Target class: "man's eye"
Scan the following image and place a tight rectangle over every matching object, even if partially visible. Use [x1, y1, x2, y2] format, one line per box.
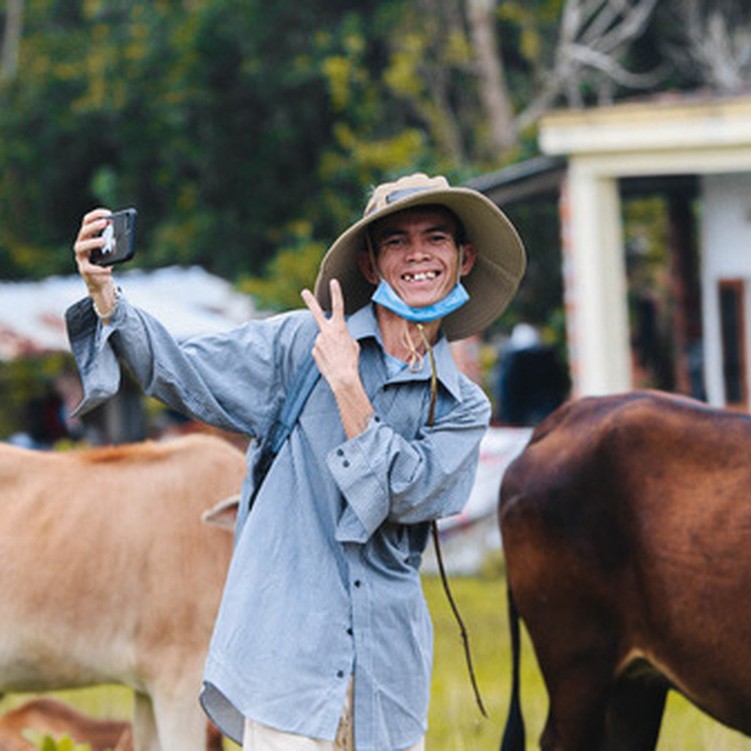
[430, 233, 450, 244]
[380, 237, 405, 250]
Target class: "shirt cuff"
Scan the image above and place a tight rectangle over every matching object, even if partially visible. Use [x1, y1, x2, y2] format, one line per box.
[330, 415, 389, 543]
[65, 296, 124, 417]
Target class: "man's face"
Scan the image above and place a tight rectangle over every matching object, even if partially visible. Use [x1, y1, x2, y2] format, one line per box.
[360, 206, 475, 310]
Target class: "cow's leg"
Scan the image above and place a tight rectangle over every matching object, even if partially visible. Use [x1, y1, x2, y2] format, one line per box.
[539, 666, 668, 751]
[150, 683, 210, 751]
[527, 609, 619, 751]
[539, 673, 611, 751]
[601, 672, 668, 751]
[132, 691, 161, 751]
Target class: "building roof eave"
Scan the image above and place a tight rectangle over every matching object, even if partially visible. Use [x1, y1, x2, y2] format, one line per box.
[466, 155, 568, 206]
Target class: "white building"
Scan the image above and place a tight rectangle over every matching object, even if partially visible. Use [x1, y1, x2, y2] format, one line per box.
[478, 93, 751, 410]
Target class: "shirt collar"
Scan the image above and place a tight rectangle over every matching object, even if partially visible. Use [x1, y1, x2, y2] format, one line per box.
[347, 304, 464, 403]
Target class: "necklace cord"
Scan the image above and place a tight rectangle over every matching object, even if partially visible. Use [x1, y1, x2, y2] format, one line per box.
[417, 324, 488, 719]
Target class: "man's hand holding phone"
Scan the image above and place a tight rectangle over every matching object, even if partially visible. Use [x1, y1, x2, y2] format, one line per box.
[73, 207, 136, 322]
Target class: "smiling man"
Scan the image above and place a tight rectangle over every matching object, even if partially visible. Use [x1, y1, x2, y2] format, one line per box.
[67, 173, 525, 751]
[364, 205, 476, 350]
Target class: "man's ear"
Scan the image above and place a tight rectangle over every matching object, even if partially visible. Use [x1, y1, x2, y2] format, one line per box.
[459, 243, 476, 277]
[359, 250, 379, 284]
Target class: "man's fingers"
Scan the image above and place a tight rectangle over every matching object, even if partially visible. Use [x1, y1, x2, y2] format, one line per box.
[329, 279, 345, 321]
[82, 207, 112, 226]
[302, 280, 347, 330]
[301, 288, 327, 328]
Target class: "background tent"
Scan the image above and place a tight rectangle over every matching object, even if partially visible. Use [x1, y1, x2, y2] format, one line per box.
[0, 266, 256, 361]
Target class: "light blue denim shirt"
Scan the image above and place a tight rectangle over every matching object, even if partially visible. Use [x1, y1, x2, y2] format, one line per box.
[65, 295, 490, 751]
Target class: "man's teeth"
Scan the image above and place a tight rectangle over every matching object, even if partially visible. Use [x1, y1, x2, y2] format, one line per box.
[403, 271, 437, 281]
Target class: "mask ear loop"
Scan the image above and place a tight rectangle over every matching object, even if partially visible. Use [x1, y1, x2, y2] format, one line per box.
[365, 229, 382, 283]
[456, 244, 465, 287]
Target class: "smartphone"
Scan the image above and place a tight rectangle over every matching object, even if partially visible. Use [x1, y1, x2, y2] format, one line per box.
[90, 208, 137, 266]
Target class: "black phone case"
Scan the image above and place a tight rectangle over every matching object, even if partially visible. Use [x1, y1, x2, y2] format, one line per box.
[91, 208, 137, 266]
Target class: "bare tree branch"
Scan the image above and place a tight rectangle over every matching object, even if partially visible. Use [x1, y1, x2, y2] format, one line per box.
[403, 0, 664, 160]
[465, 0, 518, 154]
[669, 0, 751, 93]
[567, 43, 666, 87]
[586, 0, 659, 53]
[1, 0, 24, 83]
[519, 0, 661, 124]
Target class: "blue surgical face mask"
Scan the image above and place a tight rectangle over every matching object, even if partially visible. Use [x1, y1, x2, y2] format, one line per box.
[371, 278, 469, 323]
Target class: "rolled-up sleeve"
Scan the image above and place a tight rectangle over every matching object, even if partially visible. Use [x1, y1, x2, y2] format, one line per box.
[331, 382, 490, 543]
[66, 295, 312, 438]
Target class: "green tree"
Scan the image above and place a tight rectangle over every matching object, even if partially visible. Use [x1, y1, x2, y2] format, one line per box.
[0, 1, 399, 280]
[1, 0, 747, 309]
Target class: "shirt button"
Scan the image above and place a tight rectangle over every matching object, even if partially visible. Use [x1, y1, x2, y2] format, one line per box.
[337, 448, 344, 456]
[342, 460, 350, 468]
[346, 627, 353, 636]
[337, 670, 345, 678]
[353, 579, 362, 588]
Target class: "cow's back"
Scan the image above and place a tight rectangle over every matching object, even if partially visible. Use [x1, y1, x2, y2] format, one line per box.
[499, 390, 751, 737]
[0, 434, 246, 692]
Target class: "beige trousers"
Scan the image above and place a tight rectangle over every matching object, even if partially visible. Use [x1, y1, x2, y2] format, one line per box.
[242, 679, 425, 751]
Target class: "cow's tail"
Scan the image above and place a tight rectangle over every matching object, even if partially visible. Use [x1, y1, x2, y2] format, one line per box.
[500, 582, 526, 751]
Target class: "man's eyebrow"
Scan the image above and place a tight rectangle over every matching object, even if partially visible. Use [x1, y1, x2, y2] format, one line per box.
[376, 222, 453, 239]
[423, 223, 453, 234]
[375, 226, 407, 239]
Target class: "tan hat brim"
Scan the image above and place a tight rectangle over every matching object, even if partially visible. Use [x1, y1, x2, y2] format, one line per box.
[314, 187, 526, 341]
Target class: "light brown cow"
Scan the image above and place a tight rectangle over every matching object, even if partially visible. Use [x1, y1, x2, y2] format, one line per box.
[0, 434, 246, 751]
[499, 391, 751, 750]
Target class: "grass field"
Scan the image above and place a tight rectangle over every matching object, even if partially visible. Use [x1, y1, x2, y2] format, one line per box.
[424, 562, 751, 750]
[1, 562, 749, 750]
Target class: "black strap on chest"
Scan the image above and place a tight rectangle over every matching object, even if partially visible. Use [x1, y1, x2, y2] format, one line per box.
[249, 353, 320, 508]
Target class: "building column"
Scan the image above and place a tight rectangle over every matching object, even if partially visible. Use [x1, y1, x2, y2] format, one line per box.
[563, 163, 632, 395]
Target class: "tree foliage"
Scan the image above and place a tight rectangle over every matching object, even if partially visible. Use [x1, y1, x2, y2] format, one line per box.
[0, 0, 403, 281]
[0, 0, 746, 305]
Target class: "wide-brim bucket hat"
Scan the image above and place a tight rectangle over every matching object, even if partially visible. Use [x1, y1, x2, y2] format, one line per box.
[314, 173, 526, 341]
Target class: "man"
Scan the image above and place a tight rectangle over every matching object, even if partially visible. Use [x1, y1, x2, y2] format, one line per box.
[67, 173, 525, 751]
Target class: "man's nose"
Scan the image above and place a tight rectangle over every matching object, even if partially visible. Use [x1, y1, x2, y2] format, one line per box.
[404, 237, 431, 259]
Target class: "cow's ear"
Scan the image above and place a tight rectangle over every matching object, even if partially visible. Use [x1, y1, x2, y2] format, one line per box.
[202, 495, 239, 531]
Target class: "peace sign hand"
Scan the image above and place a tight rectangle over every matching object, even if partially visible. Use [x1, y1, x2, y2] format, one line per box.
[301, 279, 361, 391]
[301, 280, 373, 437]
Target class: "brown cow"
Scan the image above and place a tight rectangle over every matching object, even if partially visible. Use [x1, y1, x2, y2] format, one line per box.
[0, 434, 245, 751]
[498, 391, 751, 751]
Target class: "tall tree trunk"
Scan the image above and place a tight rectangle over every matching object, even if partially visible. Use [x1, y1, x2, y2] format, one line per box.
[465, 0, 518, 157]
[1, 0, 24, 82]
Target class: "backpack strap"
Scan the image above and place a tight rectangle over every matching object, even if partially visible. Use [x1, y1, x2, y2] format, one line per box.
[268, 353, 321, 455]
[250, 352, 320, 506]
